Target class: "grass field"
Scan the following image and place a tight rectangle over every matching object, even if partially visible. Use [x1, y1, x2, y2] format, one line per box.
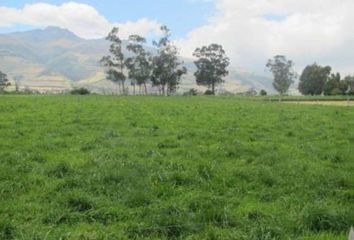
[284, 101, 354, 107]
[0, 96, 353, 239]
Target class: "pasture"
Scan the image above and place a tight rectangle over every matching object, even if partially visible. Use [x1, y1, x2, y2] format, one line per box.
[0, 96, 353, 239]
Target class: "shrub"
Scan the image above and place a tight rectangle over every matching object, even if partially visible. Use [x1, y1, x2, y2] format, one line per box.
[260, 89, 267, 96]
[70, 88, 90, 95]
[183, 88, 198, 96]
[204, 90, 215, 95]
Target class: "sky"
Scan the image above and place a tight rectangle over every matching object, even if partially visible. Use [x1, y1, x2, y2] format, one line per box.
[1, 0, 354, 74]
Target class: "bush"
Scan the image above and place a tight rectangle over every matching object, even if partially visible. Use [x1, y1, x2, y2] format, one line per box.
[245, 88, 258, 96]
[70, 88, 90, 95]
[260, 89, 267, 96]
[183, 88, 198, 96]
[204, 90, 215, 95]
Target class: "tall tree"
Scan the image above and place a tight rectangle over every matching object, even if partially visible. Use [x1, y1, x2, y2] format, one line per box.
[266, 55, 296, 95]
[298, 63, 331, 95]
[324, 72, 348, 95]
[100, 27, 126, 94]
[0, 71, 10, 92]
[125, 35, 152, 95]
[151, 26, 186, 95]
[193, 44, 229, 95]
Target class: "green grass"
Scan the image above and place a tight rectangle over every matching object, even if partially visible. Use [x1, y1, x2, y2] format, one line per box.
[0, 96, 353, 239]
[260, 95, 354, 102]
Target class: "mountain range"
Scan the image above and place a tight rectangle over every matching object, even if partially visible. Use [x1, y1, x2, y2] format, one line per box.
[0, 26, 273, 94]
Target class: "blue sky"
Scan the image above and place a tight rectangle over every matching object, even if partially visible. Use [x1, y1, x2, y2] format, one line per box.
[0, 0, 215, 38]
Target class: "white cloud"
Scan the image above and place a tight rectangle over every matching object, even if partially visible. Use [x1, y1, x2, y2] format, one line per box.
[0, 2, 161, 39]
[177, 0, 354, 73]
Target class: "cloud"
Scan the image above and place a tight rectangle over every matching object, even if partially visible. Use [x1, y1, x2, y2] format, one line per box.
[177, 0, 354, 73]
[0, 2, 161, 39]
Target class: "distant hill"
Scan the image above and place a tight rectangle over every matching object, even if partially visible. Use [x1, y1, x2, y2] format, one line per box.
[0, 26, 273, 93]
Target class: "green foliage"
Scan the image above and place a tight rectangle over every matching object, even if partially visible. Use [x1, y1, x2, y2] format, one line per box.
[183, 88, 199, 96]
[193, 44, 230, 94]
[299, 63, 331, 95]
[303, 207, 353, 233]
[151, 26, 187, 95]
[260, 89, 267, 96]
[344, 75, 354, 95]
[125, 35, 152, 95]
[100, 27, 127, 94]
[0, 70, 11, 92]
[324, 73, 348, 96]
[204, 89, 215, 95]
[70, 88, 90, 95]
[0, 221, 15, 240]
[266, 55, 296, 95]
[0, 96, 353, 239]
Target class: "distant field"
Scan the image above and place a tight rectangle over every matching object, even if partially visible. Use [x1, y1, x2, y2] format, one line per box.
[263, 95, 354, 102]
[0, 96, 353, 239]
[284, 101, 354, 107]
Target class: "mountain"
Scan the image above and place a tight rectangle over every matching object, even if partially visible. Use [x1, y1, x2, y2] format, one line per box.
[0, 26, 272, 93]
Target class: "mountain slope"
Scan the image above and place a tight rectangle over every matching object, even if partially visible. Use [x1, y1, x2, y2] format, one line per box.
[0, 27, 272, 93]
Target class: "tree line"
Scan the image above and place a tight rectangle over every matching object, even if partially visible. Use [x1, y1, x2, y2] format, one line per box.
[100, 25, 229, 96]
[266, 55, 354, 96]
[1, 25, 353, 97]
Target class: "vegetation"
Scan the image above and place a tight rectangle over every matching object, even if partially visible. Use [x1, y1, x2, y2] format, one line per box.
[70, 88, 91, 95]
[151, 26, 187, 95]
[100, 27, 127, 95]
[183, 88, 198, 96]
[266, 55, 296, 95]
[193, 44, 230, 95]
[260, 89, 267, 96]
[298, 64, 354, 96]
[344, 75, 354, 95]
[0, 95, 353, 239]
[0, 70, 11, 92]
[323, 73, 348, 96]
[298, 64, 331, 96]
[100, 26, 187, 96]
[125, 35, 152, 95]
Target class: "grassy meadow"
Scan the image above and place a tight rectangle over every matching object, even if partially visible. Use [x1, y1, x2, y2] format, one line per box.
[0, 96, 353, 239]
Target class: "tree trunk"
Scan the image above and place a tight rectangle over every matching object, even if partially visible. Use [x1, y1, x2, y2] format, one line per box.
[122, 81, 125, 95]
[144, 83, 148, 95]
[212, 82, 215, 95]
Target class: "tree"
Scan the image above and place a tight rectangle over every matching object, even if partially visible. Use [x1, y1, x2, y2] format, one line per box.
[266, 55, 296, 95]
[151, 26, 186, 95]
[324, 72, 348, 95]
[260, 89, 267, 96]
[298, 63, 331, 95]
[100, 27, 126, 94]
[0, 71, 10, 92]
[193, 44, 230, 95]
[125, 35, 152, 95]
[344, 75, 354, 95]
